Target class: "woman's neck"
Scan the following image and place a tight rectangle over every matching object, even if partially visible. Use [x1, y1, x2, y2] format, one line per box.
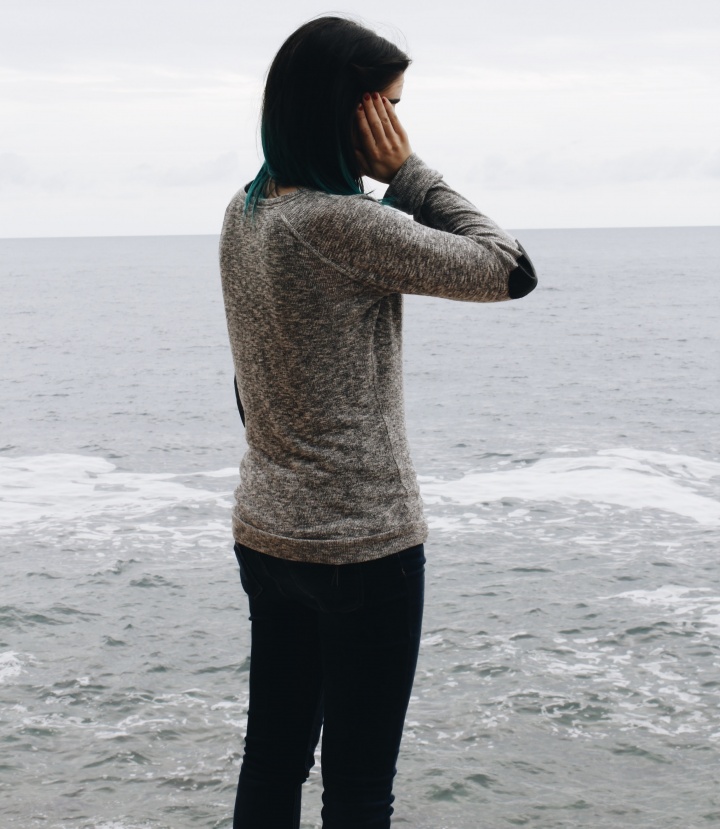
[265, 179, 299, 197]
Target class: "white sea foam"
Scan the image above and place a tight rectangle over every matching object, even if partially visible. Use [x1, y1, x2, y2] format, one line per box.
[84, 823, 154, 829]
[0, 454, 234, 529]
[598, 448, 720, 481]
[0, 651, 24, 683]
[2, 450, 718, 543]
[188, 467, 239, 478]
[419, 448, 720, 525]
[600, 585, 720, 636]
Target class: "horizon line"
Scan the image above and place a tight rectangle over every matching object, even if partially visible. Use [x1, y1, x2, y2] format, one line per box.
[2, 224, 719, 242]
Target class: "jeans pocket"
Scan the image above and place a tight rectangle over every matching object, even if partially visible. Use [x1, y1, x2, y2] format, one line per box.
[396, 543, 426, 579]
[234, 543, 264, 599]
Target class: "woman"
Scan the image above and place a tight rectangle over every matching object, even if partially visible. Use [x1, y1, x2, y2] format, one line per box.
[219, 15, 537, 829]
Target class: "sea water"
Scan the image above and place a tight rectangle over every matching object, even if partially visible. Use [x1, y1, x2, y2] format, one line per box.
[1, 227, 719, 828]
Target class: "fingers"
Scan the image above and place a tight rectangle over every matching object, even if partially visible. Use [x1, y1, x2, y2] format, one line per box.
[360, 93, 395, 147]
[382, 97, 407, 142]
[355, 103, 375, 149]
[354, 91, 412, 183]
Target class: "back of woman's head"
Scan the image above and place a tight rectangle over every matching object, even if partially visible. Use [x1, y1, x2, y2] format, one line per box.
[245, 16, 410, 213]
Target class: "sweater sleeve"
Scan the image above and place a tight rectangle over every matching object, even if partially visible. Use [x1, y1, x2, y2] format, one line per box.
[283, 153, 537, 303]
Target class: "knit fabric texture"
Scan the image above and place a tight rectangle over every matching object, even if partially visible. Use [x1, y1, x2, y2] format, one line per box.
[219, 153, 529, 563]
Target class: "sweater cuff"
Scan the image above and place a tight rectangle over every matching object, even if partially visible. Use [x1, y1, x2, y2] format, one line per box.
[384, 153, 444, 216]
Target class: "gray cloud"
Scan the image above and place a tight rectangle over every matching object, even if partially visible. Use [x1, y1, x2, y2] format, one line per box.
[2, 0, 718, 234]
[701, 149, 720, 178]
[127, 152, 240, 187]
[2, 0, 718, 73]
[0, 153, 69, 192]
[0, 152, 31, 188]
[477, 147, 716, 190]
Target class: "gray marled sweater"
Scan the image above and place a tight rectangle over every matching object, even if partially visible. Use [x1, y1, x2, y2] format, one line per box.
[219, 153, 536, 564]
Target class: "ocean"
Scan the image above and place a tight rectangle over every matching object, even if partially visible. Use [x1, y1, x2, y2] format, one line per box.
[1, 226, 719, 828]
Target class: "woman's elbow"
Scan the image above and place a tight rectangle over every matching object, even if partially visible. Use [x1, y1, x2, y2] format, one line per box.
[507, 240, 538, 299]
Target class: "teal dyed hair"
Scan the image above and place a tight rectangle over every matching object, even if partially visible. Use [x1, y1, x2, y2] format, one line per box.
[244, 16, 410, 216]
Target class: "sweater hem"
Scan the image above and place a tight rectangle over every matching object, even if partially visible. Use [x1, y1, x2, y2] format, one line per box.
[231, 514, 429, 564]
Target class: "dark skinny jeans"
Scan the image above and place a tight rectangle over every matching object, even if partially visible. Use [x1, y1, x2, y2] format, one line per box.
[232, 541, 426, 829]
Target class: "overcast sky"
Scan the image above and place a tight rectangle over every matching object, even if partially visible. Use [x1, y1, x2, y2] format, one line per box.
[1, 0, 718, 237]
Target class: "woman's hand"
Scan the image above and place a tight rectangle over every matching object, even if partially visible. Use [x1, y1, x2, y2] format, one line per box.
[354, 92, 412, 184]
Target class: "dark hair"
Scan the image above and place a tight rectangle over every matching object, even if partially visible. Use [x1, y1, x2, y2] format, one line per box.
[244, 16, 411, 214]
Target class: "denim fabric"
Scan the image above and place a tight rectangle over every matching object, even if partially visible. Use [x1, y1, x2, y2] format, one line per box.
[232, 541, 426, 829]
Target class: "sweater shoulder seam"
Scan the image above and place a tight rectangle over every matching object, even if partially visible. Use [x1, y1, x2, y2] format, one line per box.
[278, 211, 384, 292]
